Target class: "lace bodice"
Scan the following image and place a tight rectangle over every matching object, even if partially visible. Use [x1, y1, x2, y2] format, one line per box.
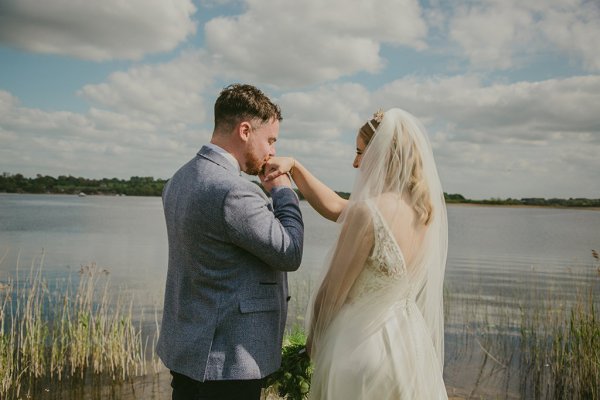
[346, 201, 408, 302]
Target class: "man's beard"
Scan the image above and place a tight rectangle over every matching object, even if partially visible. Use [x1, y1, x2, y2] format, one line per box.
[244, 150, 266, 176]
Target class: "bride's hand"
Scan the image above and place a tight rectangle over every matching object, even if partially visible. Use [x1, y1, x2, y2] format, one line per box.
[264, 157, 295, 181]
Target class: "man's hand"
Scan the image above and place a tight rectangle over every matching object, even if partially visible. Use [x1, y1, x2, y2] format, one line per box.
[260, 171, 291, 192]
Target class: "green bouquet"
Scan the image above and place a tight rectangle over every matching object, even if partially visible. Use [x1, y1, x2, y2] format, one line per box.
[266, 330, 313, 399]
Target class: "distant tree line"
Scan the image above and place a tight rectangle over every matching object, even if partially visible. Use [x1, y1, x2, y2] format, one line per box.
[443, 193, 600, 207]
[0, 173, 166, 196]
[1, 173, 598, 207]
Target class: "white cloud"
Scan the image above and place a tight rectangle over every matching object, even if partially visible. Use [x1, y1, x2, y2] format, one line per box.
[374, 74, 600, 142]
[278, 83, 371, 141]
[79, 50, 215, 126]
[199, 0, 241, 6]
[539, 1, 600, 71]
[447, 0, 600, 71]
[0, 0, 197, 61]
[449, 1, 533, 69]
[204, 0, 427, 87]
[370, 73, 600, 198]
[0, 89, 199, 179]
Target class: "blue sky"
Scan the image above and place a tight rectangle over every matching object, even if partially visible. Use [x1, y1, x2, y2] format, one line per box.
[1, 0, 599, 199]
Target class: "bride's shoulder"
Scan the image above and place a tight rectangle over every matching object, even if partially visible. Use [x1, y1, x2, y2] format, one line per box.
[346, 196, 395, 220]
[344, 200, 374, 222]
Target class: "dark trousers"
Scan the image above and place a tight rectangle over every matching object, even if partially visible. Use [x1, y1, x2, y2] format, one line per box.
[170, 371, 264, 400]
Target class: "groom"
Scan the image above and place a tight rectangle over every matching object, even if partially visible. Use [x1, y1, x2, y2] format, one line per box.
[157, 84, 304, 400]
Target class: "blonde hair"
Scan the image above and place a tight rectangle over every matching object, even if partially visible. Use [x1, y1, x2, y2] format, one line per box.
[358, 118, 379, 145]
[360, 118, 433, 226]
[406, 139, 433, 226]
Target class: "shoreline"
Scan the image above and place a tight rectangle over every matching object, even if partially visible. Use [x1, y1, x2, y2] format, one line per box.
[2, 192, 599, 211]
[446, 202, 600, 211]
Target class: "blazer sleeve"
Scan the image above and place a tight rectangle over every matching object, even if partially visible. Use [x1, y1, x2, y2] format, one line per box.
[223, 185, 304, 271]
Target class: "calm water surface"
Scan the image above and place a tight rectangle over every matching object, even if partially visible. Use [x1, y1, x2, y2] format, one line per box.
[1, 194, 597, 300]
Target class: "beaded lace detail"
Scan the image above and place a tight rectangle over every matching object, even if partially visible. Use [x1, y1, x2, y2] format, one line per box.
[347, 200, 407, 302]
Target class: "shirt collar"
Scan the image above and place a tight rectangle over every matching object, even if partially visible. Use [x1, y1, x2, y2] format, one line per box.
[205, 143, 241, 173]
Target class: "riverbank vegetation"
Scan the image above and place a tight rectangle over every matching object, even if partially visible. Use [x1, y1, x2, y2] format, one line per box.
[1, 173, 598, 207]
[444, 193, 600, 207]
[0, 173, 166, 196]
[443, 250, 600, 399]
[0, 257, 160, 400]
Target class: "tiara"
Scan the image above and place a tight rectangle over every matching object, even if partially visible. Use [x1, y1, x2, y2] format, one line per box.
[367, 109, 384, 132]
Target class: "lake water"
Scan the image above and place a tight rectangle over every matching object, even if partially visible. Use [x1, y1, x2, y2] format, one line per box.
[1, 194, 597, 304]
[1, 193, 599, 398]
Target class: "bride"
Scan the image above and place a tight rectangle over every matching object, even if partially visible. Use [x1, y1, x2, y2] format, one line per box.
[263, 108, 448, 399]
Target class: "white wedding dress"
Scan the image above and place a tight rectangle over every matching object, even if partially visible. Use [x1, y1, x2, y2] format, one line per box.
[309, 200, 448, 399]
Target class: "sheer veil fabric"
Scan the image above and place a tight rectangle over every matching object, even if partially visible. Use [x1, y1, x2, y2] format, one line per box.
[306, 108, 448, 399]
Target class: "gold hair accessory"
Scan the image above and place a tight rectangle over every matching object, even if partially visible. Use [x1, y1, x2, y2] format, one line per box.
[367, 109, 385, 132]
[373, 109, 384, 123]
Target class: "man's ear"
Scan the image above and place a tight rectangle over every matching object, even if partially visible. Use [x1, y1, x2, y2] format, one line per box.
[238, 121, 252, 143]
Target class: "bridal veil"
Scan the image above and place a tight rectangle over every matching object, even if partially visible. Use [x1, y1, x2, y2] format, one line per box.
[306, 108, 448, 397]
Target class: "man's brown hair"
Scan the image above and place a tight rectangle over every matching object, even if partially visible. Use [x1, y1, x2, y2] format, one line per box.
[214, 84, 282, 133]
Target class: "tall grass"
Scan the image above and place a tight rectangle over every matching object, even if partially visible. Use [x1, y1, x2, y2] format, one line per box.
[0, 255, 160, 399]
[516, 289, 599, 399]
[444, 250, 600, 399]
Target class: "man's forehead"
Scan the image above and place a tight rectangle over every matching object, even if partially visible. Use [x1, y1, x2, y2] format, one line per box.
[264, 119, 279, 135]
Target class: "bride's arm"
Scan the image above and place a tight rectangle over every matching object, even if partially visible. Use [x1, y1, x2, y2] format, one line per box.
[264, 157, 347, 222]
[307, 202, 374, 355]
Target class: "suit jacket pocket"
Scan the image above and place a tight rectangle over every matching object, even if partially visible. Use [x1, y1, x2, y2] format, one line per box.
[239, 298, 280, 313]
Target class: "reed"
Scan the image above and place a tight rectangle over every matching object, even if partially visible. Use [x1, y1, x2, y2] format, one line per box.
[444, 250, 600, 399]
[0, 256, 158, 399]
[519, 289, 600, 399]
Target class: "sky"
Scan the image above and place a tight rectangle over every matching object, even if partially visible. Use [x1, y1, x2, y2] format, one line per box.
[0, 0, 599, 199]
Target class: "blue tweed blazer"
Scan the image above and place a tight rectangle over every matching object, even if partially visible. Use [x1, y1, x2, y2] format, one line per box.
[156, 146, 304, 382]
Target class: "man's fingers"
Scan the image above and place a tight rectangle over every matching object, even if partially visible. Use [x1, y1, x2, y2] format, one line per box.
[265, 170, 283, 181]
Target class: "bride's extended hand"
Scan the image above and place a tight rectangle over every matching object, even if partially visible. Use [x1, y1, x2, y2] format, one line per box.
[264, 157, 295, 181]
